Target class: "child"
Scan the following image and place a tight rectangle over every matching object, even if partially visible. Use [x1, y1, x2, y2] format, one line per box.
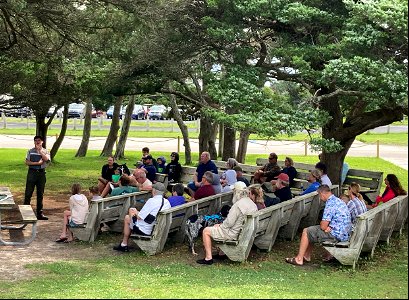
[157, 156, 166, 174]
[55, 183, 89, 243]
[89, 185, 102, 201]
[167, 183, 186, 207]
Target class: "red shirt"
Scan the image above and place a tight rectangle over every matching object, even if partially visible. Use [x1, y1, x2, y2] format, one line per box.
[193, 184, 215, 200]
[373, 187, 396, 207]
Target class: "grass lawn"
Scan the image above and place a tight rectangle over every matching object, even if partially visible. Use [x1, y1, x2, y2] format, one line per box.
[0, 149, 407, 298]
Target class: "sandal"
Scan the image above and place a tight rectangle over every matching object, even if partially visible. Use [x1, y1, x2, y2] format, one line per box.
[55, 237, 68, 243]
[285, 257, 303, 266]
[63, 239, 73, 243]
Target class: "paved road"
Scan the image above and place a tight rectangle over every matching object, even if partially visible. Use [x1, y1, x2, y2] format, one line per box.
[1, 134, 407, 170]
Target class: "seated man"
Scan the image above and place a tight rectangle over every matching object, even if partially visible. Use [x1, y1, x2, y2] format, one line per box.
[315, 162, 332, 186]
[253, 153, 281, 184]
[285, 185, 352, 266]
[140, 155, 157, 183]
[190, 171, 216, 201]
[168, 183, 187, 207]
[233, 165, 250, 187]
[113, 182, 171, 252]
[130, 169, 153, 191]
[263, 173, 293, 207]
[110, 175, 139, 196]
[196, 181, 258, 265]
[187, 151, 218, 196]
[211, 173, 222, 195]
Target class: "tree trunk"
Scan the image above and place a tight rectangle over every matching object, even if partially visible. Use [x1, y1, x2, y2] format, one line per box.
[115, 96, 134, 159]
[236, 131, 250, 163]
[198, 116, 218, 160]
[75, 99, 92, 157]
[50, 104, 68, 160]
[322, 138, 354, 185]
[100, 96, 123, 157]
[218, 123, 224, 159]
[169, 94, 192, 165]
[222, 125, 236, 161]
[35, 115, 49, 148]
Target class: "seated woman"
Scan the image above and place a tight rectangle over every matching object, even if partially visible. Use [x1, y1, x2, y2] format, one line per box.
[300, 169, 322, 196]
[368, 174, 407, 208]
[196, 181, 258, 265]
[55, 183, 89, 243]
[98, 155, 119, 194]
[108, 175, 138, 197]
[248, 184, 265, 210]
[282, 157, 297, 187]
[220, 158, 238, 192]
[344, 182, 367, 224]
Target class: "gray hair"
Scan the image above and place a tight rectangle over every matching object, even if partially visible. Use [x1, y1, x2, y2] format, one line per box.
[203, 171, 214, 183]
[226, 158, 238, 169]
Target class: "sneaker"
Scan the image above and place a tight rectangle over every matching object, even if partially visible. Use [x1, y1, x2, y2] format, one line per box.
[196, 258, 213, 265]
[113, 244, 129, 252]
[212, 254, 228, 260]
[37, 214, 48, 220]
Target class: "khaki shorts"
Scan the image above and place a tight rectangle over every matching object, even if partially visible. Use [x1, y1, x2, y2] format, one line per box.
[210, 226, 231, 241]
[307, 225, 337, 243]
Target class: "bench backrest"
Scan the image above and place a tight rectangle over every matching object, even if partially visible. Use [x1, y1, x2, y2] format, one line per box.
[256, 158, 383, 195]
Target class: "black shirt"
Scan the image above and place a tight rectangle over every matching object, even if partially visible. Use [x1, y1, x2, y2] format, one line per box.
[101, 163, 119, 181]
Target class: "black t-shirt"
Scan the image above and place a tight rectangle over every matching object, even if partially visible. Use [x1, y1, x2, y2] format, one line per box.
[165, 161, 182, 182]
[275, 186, 293, 202]
[101, 163, 119, 181]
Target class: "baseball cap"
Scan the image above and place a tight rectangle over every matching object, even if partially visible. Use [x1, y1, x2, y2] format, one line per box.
[276, 173, 289, 182]
[142, 154, 153, 160]
[152, 182, 166, 192]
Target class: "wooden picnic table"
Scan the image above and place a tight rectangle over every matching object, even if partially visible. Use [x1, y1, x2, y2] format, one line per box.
[0, 186, 38, 246]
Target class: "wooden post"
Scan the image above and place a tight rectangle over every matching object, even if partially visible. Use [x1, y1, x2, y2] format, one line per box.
[376, 140, 380, 158]
[196, 119, 200, 133]
[73, 118, 77, 130]
[171, 118, 174, 132]
[146, 117, 150, 132]
[304, 139, 308, 156]
[177, 136, 180, 153]
[26, 116, 29, 129]
[387, 125, 390, 134]
[2, 112, 6, 129]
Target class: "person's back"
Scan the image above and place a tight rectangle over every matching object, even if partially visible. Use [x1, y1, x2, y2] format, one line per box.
[211, 173, 222, 194]
[323, 193, 352, 242]
[167, 183, 186, 207]
[69, 193, 89, 224]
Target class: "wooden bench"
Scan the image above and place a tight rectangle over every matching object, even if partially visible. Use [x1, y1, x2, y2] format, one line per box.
[213, 185, 339, 261]
[69, 191, 151, 242]
[322, 195, 408, 269]
[130, 191, 234, 255]
[256, 158, 383, 200]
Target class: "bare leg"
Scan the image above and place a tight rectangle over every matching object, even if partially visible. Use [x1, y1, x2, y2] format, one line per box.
[100, 182, 112, 198]
[60, 210, 71, 239]
[202, 227, 213, 260]
[98, 180, 106, 194]
[121, 215, 131, 246]
[293, 228, 311, 265]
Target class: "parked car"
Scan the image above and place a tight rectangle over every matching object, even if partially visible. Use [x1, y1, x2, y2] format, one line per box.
[91, 106, 104, 118]
[107, 105, 125, 119]
[120, 104, 146, 120]
[147, 105, 168, 120]
[46, 106, 63, 118]
[68, 103, 86, 118]
[4, 107, 33, 118]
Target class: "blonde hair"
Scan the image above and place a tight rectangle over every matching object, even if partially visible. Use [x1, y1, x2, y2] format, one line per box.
[232, 181, 248, 203]
[248, 184, 264, 205]
[349, 182, 363, 200]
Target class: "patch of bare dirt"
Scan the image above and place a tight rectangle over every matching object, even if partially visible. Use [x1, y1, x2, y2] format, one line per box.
[0, 194, 119, 281]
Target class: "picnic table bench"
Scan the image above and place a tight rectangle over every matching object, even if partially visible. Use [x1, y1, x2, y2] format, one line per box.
[322, 194, 408, 269]
[0, 187, 38, 246]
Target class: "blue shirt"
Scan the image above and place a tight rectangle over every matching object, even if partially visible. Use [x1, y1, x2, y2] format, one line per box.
[301, 181, 321, 195]
[341, 162, 349, 185]
[168, 195, 186, 207]
[323, 195, 352, 242]
[347, 197, 367, 224]
[142, 165, 157, 183]
[196, 160, 218, 182]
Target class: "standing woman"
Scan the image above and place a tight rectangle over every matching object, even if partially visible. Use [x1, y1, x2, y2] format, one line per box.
[98, 155, 119, 194]
[370, 174, 407, 208]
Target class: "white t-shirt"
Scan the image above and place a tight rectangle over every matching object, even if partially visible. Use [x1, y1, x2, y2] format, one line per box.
[321, 174, 332, 186]
[69, 194, 89, 224]
[135, 195, 171, 235]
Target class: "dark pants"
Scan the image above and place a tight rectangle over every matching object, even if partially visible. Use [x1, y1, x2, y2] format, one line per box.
[24, 169, 46, 215]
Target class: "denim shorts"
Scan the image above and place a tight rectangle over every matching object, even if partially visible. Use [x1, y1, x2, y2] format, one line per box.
[69, 219, 80, 228]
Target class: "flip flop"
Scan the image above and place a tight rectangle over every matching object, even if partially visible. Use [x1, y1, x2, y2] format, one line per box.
[285, 257, 303, 266]
[63, 239, 73, 243]
[55, 237, 68, 243]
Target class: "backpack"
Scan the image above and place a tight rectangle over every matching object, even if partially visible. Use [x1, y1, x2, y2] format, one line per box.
[118, 163, 131, 176]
